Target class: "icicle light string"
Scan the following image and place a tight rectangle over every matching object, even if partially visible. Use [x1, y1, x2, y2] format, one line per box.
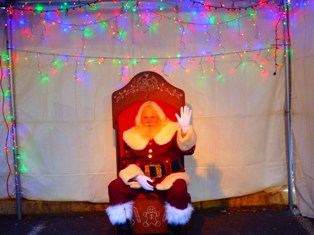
[34, 8, 256, 28]
[161, 59, 170, 77]
[4, 1, 101, 15]
[253, 19, 260, 40]
[17, 7, 272, 59]
[199, 56, 205, 79]
[11, 46, 276, 62]
[1, 0, 307, 23]
[234, 53, 244, 70]
[49, 54, 56, 75]
[36, 53, 44, 80]
[11, 0, 275, 32]
[10, 3, 279, 55]
[273, 8, 285, 75]
[12, 46, 280, 82]
[73, 29, 87, 80]
[189, 0, 279, 12]
[5, 3, 283, 78]
[36, 15, 118, 33]
[1, 0, 280, 15]
[28, 8, 272, 54]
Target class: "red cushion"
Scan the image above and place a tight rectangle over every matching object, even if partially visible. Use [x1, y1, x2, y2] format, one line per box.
[132, 196, 167, 234]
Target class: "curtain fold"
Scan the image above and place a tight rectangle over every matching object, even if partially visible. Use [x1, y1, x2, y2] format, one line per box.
[291, 2, 314, 218]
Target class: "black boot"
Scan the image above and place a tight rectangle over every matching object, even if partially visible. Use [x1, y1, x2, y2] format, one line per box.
[168, 224, 183, 235]
[116, 220, 132, 235]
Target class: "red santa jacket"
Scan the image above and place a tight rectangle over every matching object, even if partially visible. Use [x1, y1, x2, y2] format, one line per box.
[119, 121, 197, 190]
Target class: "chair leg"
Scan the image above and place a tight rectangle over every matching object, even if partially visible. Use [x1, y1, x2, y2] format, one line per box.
[116, 220, 132, 235]
[167, 224, 184, 235]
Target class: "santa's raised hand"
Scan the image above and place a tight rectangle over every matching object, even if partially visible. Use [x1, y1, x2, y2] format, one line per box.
[175, 106, 192, 134]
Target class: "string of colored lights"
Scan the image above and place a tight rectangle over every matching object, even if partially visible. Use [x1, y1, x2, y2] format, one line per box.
[26, 7, 264, 55]
[12, 46, 278, 82]
[1, 2, 285, 87]
[2, 0, 282, 15]
[12, 46, 276, 61]
[0, 0, 310, 19]
[5, 3, 283, 81]
[15, 4, 266, 28]
[9, 6, 275, 61]
[0, 56, 14, 199]
[8, 3, 278, 78]
[1, 13, 23, 207]
[273, 9, 285, 75]
[188, 0, 280, 13]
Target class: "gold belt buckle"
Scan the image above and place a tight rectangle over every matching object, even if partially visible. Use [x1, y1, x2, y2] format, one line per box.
[144, 164, 162, 178]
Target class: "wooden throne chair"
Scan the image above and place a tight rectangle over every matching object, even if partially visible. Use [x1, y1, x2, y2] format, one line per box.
[112, 71, 185, 234]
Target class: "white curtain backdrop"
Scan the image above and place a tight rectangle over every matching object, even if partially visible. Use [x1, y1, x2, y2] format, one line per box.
[0, 2, 289, 203]
[291, 2, 314, 218]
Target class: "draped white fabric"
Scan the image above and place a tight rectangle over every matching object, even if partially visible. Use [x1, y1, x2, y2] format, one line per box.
[291, 3, 314, 218]
[0, 3, 289, 203]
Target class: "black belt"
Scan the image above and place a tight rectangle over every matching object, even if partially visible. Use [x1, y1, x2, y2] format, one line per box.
[171, 158, 183, 172]
[141, 158, 183, 179]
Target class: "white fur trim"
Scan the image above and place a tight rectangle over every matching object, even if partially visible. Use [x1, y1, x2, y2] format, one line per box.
[123, 121, 178, 150]
[119, 164, 144, 189]
[165, 202, 194, 225]
[155, 172, 190, 191]
[123, 127, 149, 150]
[154, 121, 178, 145]
[105, 201, 134, 225]
[177, 126, 197, 151]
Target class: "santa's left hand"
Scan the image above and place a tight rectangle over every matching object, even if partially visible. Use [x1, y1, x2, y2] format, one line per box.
[135, 175, 154, 191]
[175, 106, 192, 133]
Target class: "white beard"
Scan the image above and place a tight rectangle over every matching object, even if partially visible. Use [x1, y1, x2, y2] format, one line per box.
[137, 124, 163, 140]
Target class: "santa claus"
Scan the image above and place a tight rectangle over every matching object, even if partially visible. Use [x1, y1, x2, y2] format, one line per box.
[106, 101, 197, 235]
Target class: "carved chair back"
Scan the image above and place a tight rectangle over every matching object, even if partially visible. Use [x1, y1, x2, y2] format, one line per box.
[112, 71, 185, 174]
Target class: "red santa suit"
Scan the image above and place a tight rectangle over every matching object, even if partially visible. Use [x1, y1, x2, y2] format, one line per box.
[106, 101, 197, 228]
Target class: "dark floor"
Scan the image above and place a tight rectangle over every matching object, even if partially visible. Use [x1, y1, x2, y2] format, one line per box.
[1, 207, 314, 235]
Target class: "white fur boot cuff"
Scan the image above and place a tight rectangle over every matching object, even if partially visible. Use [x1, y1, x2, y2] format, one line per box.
[165, 203, 194, 225]
[105, 201, 134, 225]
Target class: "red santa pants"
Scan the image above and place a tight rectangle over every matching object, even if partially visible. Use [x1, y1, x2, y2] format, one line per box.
[108, 178, 191, 210]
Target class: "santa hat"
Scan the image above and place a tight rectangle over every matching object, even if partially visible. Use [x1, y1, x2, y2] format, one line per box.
[135, 101, 167, 126]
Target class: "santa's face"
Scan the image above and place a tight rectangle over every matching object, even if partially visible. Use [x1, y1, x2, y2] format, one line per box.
[141, 105, 161, 127]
